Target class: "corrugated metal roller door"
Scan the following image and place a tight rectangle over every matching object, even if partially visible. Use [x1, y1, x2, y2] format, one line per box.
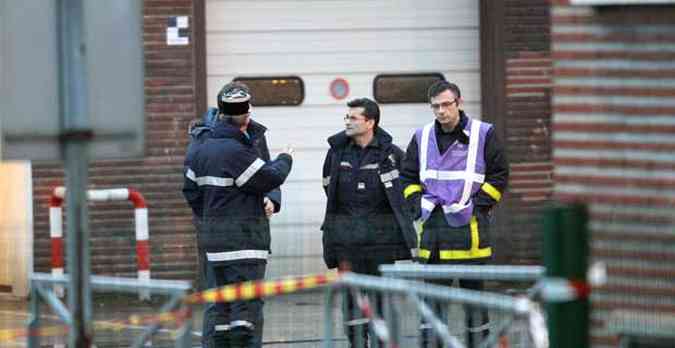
[206, 0, 481, 278]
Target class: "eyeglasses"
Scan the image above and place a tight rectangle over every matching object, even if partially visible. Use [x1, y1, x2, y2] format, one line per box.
[430, 99, 458, 111]
[344, 114, 367, 123]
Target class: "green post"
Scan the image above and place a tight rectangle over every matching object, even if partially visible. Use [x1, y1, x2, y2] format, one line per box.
[543, 203, 589, 348]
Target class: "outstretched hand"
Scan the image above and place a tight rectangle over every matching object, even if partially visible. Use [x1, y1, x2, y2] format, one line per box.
[282, 144, 295, 156]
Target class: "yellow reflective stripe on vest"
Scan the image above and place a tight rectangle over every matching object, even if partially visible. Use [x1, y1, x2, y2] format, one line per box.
[404, 184, 423, 198]
[481, 182, 502, 202]
[438, 216, 492, 260]
[419, 248, 431, 259]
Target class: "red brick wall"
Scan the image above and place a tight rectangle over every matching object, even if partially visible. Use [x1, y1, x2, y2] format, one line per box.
[32, 0, 201, 280]
[551, 2, 675, 346]
[500, 0, 554, 264]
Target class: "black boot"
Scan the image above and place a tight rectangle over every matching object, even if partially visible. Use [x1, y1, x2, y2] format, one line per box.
[348, 323, 370, 348]
[419, 326, 442, 348]
[228, 327, 254, 348]
[465, 307, 490, 348]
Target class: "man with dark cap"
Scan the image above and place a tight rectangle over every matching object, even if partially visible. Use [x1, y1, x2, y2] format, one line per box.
[321, 97, 417, 347]
[183, 81, 294, 347]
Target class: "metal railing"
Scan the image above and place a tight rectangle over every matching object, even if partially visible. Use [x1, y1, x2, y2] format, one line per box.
[323, 271, 541, 348]
[379, 264, 544, 282]
[27, 273, 194, 348]
[380, 264, 547, 348]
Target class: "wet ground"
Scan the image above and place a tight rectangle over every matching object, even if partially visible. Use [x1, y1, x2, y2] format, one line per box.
[1, 290, 357, 347]
[1, 288, 530, 347]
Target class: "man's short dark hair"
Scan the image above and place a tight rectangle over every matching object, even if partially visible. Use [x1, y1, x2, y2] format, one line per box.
[427, 80, 461, 101]
[347, 97, 380, 129]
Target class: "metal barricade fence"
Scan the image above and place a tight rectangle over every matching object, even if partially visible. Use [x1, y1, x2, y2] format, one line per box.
[323, 270, 546, 348]
[379, 265, 544, 282]
[379, 264, 547, 348]
[28, 273, 193, 348]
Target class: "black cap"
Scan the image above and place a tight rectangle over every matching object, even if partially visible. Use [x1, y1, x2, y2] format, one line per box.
[217, 84, 252, 116]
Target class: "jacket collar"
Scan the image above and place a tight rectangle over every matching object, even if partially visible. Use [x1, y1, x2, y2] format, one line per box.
[211, 114, 267, 144]
[434, 110, 468, 134]
[327, 127, 393, 150]
[434, 110, 469, 143]
[188, 108, 219, 139]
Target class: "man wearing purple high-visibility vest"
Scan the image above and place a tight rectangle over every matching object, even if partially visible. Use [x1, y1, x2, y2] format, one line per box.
[400, 80, 508, 348]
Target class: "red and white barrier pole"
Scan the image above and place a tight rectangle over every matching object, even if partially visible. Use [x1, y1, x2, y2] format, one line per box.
[129, 189, 150, 286]
[49, 190, 65, 297]
[50, 186, 151, 299]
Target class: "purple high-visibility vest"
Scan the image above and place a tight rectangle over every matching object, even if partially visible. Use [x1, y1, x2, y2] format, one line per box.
[415, 118, 492, 227]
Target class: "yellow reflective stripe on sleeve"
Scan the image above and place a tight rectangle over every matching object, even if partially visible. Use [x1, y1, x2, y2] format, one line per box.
[481, 182, 502, 202]
[404, 184, 423, 198]
[438, 216, 492, 260]
[419, 249, 431, 259]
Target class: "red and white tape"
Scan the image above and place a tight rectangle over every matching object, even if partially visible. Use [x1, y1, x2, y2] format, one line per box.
[186, 272, 339, 304]
[541, 277, 591, 302]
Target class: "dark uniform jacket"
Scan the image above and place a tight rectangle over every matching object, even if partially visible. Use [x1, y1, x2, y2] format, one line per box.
[184, 108, 282, 216]
[400, 111, 508, 262]
[182, 115, 292, 264]
[321, 128, 417, 268]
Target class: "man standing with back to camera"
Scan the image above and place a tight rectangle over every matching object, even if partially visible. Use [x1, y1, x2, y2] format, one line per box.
[401, 81, 508, 348]
[183, 81, 294, 348]
[321, 97, 417, 348]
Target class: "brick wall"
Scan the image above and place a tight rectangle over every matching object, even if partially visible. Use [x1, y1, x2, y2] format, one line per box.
[500, 0, 554, 264]
[551, 1, 675, 346]
[31, 0, 201, 281]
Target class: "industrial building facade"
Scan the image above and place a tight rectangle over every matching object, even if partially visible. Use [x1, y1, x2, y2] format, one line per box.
[27, 0, 552, 281]
[6, 0, 672, 346]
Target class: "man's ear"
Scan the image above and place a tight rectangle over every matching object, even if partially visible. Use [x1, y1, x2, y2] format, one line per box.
[367, 118, 376, 131]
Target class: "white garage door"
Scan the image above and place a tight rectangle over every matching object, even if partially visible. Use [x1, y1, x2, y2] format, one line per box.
[206, 0, 481, 278]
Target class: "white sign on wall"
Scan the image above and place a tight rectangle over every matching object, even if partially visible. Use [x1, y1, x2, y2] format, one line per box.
[167, 16, 189, 46]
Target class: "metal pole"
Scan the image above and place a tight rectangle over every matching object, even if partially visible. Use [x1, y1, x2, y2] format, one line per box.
[350, 288, 365, 348]
[175, 304, 193, 348]
[382, 292, 401, 347]
[323, 286, 336, 348]
[131, 294, 184, 348]
[380, 264, 544, 282]
[57, 0, 93, 346]
[35, 285, 73, 326]
[409, 293, 463, 348]
[27, 281, 41, 348]
[338, 273, 532, 314]
[543, 204, 589, 348]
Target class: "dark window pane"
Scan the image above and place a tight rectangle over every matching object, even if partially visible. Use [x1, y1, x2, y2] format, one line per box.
[233, 76, 304, 106]
[373, 73, 445, 104]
